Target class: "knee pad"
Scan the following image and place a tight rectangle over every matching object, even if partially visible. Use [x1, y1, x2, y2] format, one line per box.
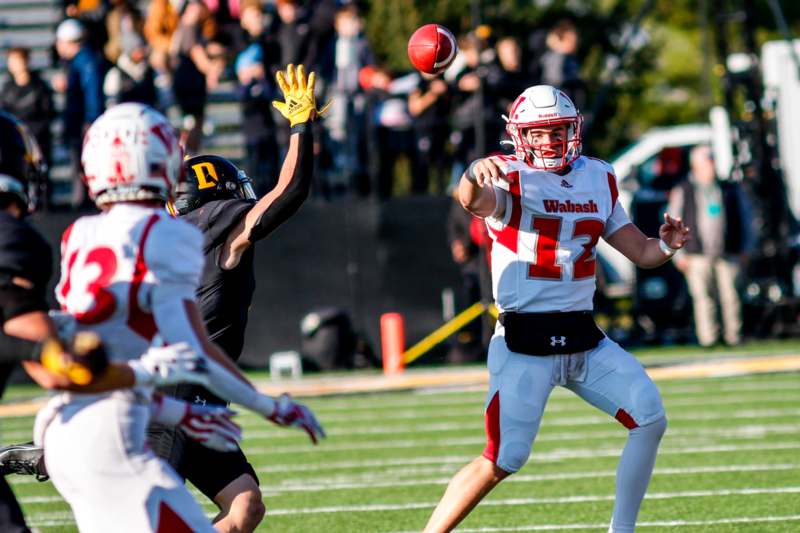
[630, 377, 665, 425]
[497, 440, 532, 473]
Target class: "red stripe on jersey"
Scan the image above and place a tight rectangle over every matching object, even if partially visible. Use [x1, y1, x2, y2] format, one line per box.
[156, 502, 193, 533]
[60, 223, 74, 255]
[482, 391, 502, 464]
[127, 214, 160, 340]
[607, 172, 618, 210]
[494, 172, 521, 253]
[615, 408, 639, 430]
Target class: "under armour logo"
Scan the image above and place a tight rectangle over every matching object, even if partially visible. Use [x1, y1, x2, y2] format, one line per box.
[560, 179, 573, 188]
[550, 336, 567, 347]
[194, 396, 207, 406]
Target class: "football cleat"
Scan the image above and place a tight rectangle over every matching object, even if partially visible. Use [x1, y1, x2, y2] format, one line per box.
[0, 442, 48, 481]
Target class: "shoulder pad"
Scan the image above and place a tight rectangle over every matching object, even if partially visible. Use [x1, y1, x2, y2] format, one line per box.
[182, 198, 254, 252]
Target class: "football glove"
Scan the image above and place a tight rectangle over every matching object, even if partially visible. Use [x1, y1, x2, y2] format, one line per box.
[128, 343, 210, 387]
[272, 64, 330, 126]
[151, 393, 242, 453]
[267, 393, 326, 444]
[39, 331, 109, 386]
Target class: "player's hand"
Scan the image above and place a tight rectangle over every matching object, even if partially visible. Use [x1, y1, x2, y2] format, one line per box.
[660, 213, 691, 250]
[129, 343, 210, 387]
[465, 156, 513, 188]
[151, 393, 242, 453]
[272, 64, 331, 126]
[39, 331, 109, 386]
[267, 393, 326, 444]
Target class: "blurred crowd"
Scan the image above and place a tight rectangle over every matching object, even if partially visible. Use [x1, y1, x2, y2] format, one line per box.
[0, 0, 587, 207]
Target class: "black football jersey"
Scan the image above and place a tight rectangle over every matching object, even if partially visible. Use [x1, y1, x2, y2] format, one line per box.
[182, 198, 256, 361]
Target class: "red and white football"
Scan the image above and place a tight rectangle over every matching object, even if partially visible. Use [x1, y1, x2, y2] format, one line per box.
[407, 24, 458, 75]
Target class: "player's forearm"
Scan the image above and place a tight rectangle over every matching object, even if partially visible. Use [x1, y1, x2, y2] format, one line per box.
[458, 176, 496, 218]
[244, 128, 313, 242]
[634, 238, 674, 269]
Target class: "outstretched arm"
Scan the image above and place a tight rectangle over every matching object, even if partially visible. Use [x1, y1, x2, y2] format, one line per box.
[220, 129, 313, 269]
[220, 63, 324, 270]
[606, 213, 691, 269]
[458, 157, 512, 219]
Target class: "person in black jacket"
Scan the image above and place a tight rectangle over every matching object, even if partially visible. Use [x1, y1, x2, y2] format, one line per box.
[1, 48, 55, 208]
[103, 33, 157, 107]
[149, 64, 323, 533]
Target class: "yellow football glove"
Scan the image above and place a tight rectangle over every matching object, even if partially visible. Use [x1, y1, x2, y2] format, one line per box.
[40, 332, 109, 386]
[272, 64, 331, 126]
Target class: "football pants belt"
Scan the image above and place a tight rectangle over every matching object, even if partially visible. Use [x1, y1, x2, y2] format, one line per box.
[499, 311, 604, 355]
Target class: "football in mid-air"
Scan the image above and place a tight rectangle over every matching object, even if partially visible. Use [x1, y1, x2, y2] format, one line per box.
[407, 24, 457, 75]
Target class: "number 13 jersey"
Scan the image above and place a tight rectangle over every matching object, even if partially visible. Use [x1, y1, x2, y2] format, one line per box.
[486, 155, 631, 314]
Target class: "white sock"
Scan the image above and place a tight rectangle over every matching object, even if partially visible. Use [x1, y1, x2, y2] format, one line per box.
[609, 416, 667, 533]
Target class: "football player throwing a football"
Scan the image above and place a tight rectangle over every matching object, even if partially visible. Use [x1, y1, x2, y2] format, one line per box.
[148, 62, 326, 533]
[423, 86, 690, 533]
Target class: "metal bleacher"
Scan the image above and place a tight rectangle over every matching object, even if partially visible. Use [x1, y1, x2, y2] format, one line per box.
[0, 0, 245, 206]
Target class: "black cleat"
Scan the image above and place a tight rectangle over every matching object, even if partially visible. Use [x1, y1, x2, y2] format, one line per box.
[0, 442, 48, 482]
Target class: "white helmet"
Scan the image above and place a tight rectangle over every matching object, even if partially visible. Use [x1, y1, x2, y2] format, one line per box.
[504, 85, 582, 170]
[81, 103, 182, 207]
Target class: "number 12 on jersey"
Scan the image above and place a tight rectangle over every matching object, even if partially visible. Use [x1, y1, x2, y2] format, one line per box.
[528, 216, 604, 280]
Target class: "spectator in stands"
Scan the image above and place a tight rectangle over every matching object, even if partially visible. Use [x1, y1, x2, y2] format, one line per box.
[104, 0, 144, 63]
[62, 0, 109, 53]
[54, 18, 105, 209]
[170, 0, 223, 154]
[235, 43, 279, 194]
[450, 33, 495, 187]
[488, 36, 530, 114]
[143, 0, 180, 73]
[364, 67, 419, 199]
[668, 145, 754, 347]
[408, 73, 451, 194]
[275, 0, 310, 68]
[319, 3, 374, 196]
[103, 33, 157, 107]
[539, 19, 586, 110]
[1, 47, 55, 208]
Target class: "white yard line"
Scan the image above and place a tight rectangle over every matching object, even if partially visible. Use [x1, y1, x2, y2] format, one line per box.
[260, 486, 800, 516]
[399, 514, 800, 532]
[257, 463, 799, 495]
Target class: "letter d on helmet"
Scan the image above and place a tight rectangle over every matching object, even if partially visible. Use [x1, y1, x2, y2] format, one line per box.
[81, 103, 183, 207]
[505, 85, 582, 171]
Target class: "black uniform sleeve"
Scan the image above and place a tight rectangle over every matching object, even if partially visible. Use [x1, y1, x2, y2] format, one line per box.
[0, 330, 40, 363]
[0, 283, 49, 322]
[247, 127, 313, 242]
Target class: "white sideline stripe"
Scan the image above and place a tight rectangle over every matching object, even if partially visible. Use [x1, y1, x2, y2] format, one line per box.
[258, 463, 799, 494]
[262, 486, 800, 516]
[248, 441, 800, 474]
[395, 514, 800, 532]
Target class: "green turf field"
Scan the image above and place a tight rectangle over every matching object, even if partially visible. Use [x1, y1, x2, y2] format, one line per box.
[2, 367, 799, 532]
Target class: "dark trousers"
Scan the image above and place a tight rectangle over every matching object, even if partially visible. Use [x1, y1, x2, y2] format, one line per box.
[245, 136, 279, 196]
[0, 477, 29, 533]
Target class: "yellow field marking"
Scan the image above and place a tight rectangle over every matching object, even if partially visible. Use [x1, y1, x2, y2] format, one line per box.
[1, 354, 798, 418]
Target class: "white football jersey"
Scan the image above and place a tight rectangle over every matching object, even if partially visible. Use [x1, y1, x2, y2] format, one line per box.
[486, 155, 631, 313]
[56, 204, 204, 362]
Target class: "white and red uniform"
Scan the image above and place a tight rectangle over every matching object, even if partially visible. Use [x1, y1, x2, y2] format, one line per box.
[482, 155, 665, 474]
[39, 204, 215, 533]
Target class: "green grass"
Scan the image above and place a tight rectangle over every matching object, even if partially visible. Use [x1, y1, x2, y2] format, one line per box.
[2, 368, 799, 532]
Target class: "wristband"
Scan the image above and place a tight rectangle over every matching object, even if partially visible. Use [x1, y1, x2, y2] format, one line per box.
[290, 123, 308, 135]
[659, 239, 677, 257]
[465, 160, 480, 184]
